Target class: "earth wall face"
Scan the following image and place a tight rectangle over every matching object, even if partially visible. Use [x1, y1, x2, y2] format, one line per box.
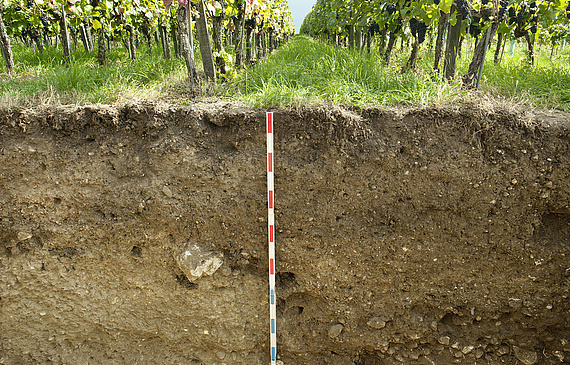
[0, 103, 569, 365]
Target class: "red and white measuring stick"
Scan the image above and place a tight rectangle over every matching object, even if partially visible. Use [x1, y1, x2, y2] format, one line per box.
[267, 112, 277, 365]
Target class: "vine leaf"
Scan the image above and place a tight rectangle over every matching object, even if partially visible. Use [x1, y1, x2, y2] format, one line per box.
[439, 0, 453, 14]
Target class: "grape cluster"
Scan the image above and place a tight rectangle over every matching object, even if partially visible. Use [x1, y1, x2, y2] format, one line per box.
[529, 2, 538, 33]
[529, 3, 537, 16]
[469, 18, 481, 37]
[409, 18, 419, 37]
[26, 0, 34, 8]
[507, 8, 516, 24]
[387, 3, 397, 15]
[456, 0, 471, 20]
[481, 0, 489, 5]
[369, 22, 380, 36]
[498, 0, 508, 18]
[14, 5, 22, 11]
[516, 8, 526, 23]
[21, 28, 31, 43]
[39, 12, 49, 28]
[245, 18, 256, 29]
[433, 0, 440, 5]
[409, 18, 427, 44]
[505, 2, 540, 34]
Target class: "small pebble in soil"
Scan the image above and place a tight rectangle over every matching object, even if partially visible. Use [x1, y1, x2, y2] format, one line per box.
[175, 241, 223, 281]
[328, 324, 344, 338]
[366, 317, 386, 329]
[162, 186, 173, 198]
[17, 232, 32, 241]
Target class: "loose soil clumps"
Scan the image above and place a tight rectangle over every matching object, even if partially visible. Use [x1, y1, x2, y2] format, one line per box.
[0, 102, 569, 364]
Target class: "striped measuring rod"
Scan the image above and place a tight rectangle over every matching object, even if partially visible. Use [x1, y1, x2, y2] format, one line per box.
[267, 112, 277, 365]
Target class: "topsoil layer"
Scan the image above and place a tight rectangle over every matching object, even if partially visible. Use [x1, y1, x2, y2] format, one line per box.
[0, 102, 569, 365]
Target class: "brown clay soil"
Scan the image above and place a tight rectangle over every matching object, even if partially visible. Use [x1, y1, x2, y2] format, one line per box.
[0, 102, 569, 365]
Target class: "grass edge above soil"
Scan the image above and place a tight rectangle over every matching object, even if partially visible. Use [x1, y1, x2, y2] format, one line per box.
[229, 35, 570, 113]
[1, 34, 568, 113]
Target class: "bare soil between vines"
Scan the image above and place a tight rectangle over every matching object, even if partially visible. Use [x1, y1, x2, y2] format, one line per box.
[0, 101, 569, 365]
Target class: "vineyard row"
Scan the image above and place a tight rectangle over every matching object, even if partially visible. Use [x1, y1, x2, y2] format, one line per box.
[0, 0, 295, 91]
[301, 0, 570, 87]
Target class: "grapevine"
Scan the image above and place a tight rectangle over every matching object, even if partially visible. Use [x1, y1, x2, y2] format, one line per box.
[1, 0, 293, 77]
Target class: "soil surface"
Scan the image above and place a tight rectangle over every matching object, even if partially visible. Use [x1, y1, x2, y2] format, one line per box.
[0, 102, 569, 365]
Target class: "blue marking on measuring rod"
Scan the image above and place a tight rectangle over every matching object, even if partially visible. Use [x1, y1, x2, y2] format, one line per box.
[267, 112, 277, 365]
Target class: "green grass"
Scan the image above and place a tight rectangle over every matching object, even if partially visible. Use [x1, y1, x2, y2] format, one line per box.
[0, 42, 188, 106]
[229, 35, 570, 111]
[228, 36, 464, 108]
[1, 34, 569, 111]
[446, 37, 570, 110]
[481, 54, 570, 108]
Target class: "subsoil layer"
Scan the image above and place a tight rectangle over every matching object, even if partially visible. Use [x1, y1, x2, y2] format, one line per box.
[0, 102, 569, 365]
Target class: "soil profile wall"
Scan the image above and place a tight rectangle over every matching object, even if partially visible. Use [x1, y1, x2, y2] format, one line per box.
[0, 102, 569, 365]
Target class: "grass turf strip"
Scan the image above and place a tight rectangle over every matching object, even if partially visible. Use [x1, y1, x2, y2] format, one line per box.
[1, 34, 568, 111]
